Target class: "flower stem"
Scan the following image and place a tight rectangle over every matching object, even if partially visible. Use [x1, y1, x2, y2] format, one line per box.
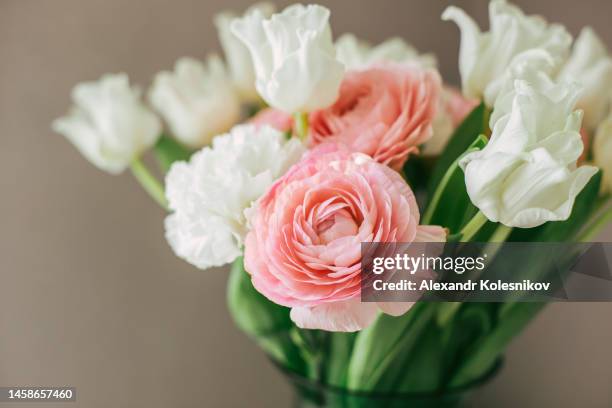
[578, 198, 612, 242]
[293, 112, 309, 140]
[459, 211, 488, 242]
[489, 224, 512, 243]
[130, 158, 168, 210]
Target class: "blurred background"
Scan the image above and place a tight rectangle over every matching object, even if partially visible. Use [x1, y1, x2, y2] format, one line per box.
[1, 0, 611, 407]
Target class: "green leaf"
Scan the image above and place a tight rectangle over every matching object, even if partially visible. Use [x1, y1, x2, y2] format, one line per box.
[392, 318, 445, 393]
[423, 134, 487, 233]
[227, 258, 305, 373]
[428, 102, 488, 197]
[402, 156, 436, 194]
[449, 302, 544, 388]
[438, 303, 497, 388]
[325, 332, 357, 388]
[451, 175, 601, 384]
[346, 303, 434, 391]
[153, 135, 193, 173]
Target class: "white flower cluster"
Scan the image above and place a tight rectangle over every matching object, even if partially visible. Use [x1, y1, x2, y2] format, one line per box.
[444, 0, 612, 134]
[53, 0, 612, 270]
[442, 0, 572, 106]
[445, 0, 611, 227]
[164, 125, 305, 269]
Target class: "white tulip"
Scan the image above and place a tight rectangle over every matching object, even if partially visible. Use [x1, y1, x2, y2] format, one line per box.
[335, 33, 436, 69]
[559, 27, 612, 132]
[149, 56, 241, 149]
[460, 76, 598, 228]
[214, 2, 276, 102]
[231, 4, 345, 113]
[442, 0, 572, 106]
[164, 124, 305, 270]
[594, 114, 612, 193]
[53, 73, 161, 174]
[488, 50, 558, 127]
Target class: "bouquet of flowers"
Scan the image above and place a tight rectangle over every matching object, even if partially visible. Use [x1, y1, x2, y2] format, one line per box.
[54, 1, 612, 406]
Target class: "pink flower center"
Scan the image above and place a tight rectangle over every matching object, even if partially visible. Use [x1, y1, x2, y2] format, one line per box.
[315, 209, 359, 244]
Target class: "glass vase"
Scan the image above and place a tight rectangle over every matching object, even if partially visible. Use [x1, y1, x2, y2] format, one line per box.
[279, 359, 501, 408]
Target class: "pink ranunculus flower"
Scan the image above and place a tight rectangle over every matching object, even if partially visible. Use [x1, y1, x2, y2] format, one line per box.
[444, 86, 478, 127]
[250, 108, 293, 133]
[424, 86, 479, 156]
[244, 144, 446, 332]
[308, 64, 442, 170]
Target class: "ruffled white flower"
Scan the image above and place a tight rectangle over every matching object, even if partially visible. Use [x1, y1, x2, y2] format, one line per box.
[488, 51, 558, 127]
[231, 4, 345, 113]
[594, 113, 612, 193]
[149, 56, 241, 148]
[334, 33, 436, 69]
[460, 74, 598, 228]
[164, 124, 305, 269]
[214, 2, 276, 102]
[442, 0, 572, 106]
[559, 27, 612, 132]
[53, 73, 161, 174]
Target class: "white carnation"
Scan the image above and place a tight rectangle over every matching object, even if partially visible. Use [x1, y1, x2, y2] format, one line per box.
[164, 124, 305, 269]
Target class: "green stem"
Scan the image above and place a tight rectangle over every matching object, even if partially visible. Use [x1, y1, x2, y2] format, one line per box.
[459, 211, 488, 242]
[130, 158, 168, 210]
[293, 112, 309, 140]
[578, 199, 612, 242]
[422, 159, 457, 224]
[489, 224, 512, 243]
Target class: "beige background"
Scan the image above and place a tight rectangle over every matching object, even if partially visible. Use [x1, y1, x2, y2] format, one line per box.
[1, 0, 612, 407]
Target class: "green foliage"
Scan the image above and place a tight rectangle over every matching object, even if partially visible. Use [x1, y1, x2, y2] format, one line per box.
[427, 103, 488, 198]
[423, 135, 487, 233]
[346, 303, 434, 391]
[224, 105, 604, 399]
[227, 258, 305, 373]
[153, 135, 193, 173]
[449, 302, 543, 387]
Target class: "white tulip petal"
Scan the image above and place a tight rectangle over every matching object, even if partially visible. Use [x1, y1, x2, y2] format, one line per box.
[559, 27, 612, 131]
[149, 56, 241, 148]
[462, 72, 596, 228]
[335, 33, 435, 70]
[594, 115, 612, 193]
[215, 3, 276, 101]
[442, 0, 572, 105]
[231, 4, 344, 112]
[53, 73, 161, 174]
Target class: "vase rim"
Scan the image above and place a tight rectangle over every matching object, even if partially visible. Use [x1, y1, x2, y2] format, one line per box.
[272, 357, 503, 399]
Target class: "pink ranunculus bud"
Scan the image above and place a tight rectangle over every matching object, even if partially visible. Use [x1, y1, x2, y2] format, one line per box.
[308, 64, 441, 170]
